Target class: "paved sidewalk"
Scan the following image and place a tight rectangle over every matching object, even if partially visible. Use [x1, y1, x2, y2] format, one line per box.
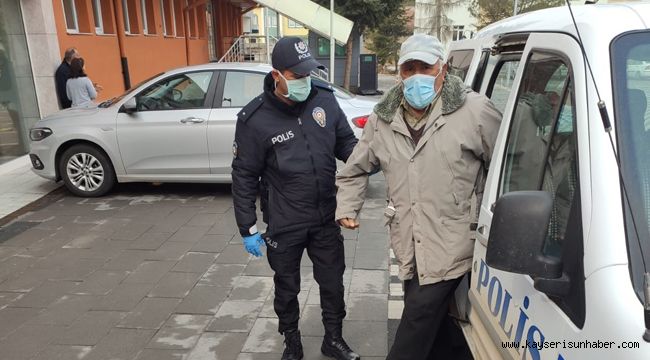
[0, 156, 60, 221]
[0, 175, 390, 360]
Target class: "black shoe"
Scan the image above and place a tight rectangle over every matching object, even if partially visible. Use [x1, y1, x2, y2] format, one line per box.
[321, 335, 360, 360]
[282, 329, 303, 360]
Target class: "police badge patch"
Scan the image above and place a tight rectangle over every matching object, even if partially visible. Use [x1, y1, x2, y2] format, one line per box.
[312, 107, 327, 127]
[232, 141, 238, 158]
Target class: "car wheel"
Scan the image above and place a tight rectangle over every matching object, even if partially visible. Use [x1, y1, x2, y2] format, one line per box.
[59, 144, 116, 197]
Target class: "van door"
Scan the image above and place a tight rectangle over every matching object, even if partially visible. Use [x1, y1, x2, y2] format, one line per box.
[470, 32, 588, 360]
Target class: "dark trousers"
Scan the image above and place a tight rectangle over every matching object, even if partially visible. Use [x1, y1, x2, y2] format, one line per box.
[387, 275, 463, 360]
[266, 223, 346, 335]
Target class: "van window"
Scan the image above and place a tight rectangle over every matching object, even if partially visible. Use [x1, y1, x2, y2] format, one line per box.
[499, 51, 585, 326]
[487, 60, 520, 113]
[611, 30, 650, 303]
[447, 49, 474, 81]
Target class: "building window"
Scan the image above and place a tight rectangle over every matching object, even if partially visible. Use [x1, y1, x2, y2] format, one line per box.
[288, 19, 303, 28]
[122, 0, 140, 34]
[452, 25, 467, 41]
[161, 0, 176, 36]
[174, 0, 184, 37]
[196, 4, 207, 39]
[91, 0, 103, 34]
[317, 38, 346, 57]
[62, 0, 80, 32]
[141, 0, 156, 34]
[188, 7, 197, 38]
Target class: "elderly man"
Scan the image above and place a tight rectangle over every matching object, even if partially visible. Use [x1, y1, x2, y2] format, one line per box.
[55, 47, 80, 109]
[336, 34, 501, 359]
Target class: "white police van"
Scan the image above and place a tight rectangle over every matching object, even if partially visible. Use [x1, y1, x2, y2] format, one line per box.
[446, 3, 650, 359]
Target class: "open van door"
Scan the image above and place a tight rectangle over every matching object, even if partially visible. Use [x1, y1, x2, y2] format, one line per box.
[468, 31, 588, 360]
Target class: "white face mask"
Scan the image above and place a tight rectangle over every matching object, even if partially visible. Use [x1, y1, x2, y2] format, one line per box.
[275, 71, 312, 102]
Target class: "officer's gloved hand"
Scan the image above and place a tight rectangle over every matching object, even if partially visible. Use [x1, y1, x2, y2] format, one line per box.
[243, 233, 265, 257]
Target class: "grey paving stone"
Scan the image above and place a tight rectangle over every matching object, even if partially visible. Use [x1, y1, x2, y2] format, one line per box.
[175, 285, 230, 315]
[103, 250, 155, 271]
[299, 304, 325, 337]
[242, 258, 274, 276]
[187, 332, 248, 360]
[31, 345, 93, 360]
[118, 297, 182, 329]
[148, 272, 202, 298]
[123, 261, 177, 284]
[92, 283, 155, 311]
[301, 336, 330, 360]
[41, 258, 106, 282]
[0, 307, 42, 339]
[10, 280, 80, 308]
[130, 232, 173, 250]
[206, 214, 239, 236]
[214, 244, 250, 264]
[84, 328, 156, 360]
[198, 264, 245, 287]
[236, 353, 282, 360]
[346, 293, 388, 321]
[168, 226, 211, 243]
[145, 242, 194, 261]
[54, 311, 128, 345]
[27, 294, 100, 326]
[187, 213, 218, 227]
[61, 231, 110, 249]
[135, 349, 188, 360]
[190, 234, 231, 253]
[349, 269, 388, 294]
[341, 228, 359, 241]
[228, 276, 274, 302]
[0, 255, 39, 281]
[72, 270, 130, 296]
[206, 300, 264, 332]
[110, 222, 153, 241]
[0, 267, 51, 292]
[0, 291, 22, 309]
[344, 240, 357, 258]
[172, 252, 217, 273]
[342, 320, 387, 357]
[0, 324, 64, 360]
[0, 227, 52, 247]
[149, 207, 197, 234]
[148, 314, 213, 350]
[241, 318, 283, 353]
[0, 246, 21, 261]
[353, 249, 389, 270]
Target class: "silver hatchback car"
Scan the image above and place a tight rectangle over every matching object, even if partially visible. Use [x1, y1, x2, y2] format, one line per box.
[29, 63, 376, 197]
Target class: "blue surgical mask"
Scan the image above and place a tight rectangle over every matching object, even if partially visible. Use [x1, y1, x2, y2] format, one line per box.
[557, 105, 573, 133]
[277, 71, 312, 102]
[403, 73, 439, 110]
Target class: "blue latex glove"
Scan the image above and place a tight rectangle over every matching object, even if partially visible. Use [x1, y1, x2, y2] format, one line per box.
[243, 233, 265, 257]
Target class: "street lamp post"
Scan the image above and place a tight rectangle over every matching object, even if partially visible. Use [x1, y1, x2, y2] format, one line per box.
[514, 0, 519, 15]
[330, 0, 335, 83]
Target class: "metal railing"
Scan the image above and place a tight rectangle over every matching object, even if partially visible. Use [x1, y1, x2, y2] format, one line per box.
[218, 34, 330, 82]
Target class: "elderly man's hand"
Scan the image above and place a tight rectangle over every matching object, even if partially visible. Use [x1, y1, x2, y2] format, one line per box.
[338, 218, 359, 229]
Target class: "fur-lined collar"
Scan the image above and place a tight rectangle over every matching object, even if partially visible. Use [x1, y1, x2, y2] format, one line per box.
[374, 74, 469, 123]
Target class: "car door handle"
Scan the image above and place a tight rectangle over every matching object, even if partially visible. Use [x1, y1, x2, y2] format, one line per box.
[477, 225, 489, 236]
[180, 117, 205, 124]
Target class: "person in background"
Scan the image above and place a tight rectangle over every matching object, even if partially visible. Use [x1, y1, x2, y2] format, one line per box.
[55, 47, 79, 109]
[66, 58, 100, 108]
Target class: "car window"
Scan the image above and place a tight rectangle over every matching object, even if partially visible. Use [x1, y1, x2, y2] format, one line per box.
[488, 60, 520, 113]
[221, 71, 265, 107]
[135, 71, 213, 111]
[447, 49, 474, 81]
[499, 52, 584, 326]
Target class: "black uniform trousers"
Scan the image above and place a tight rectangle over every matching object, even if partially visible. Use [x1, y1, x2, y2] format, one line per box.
[266, 222, 346, 335]
[387, 275, 463, 360]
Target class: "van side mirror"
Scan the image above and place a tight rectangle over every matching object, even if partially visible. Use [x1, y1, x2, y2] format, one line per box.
[486, 191, 562, 279]
[121, 97, 137, 114]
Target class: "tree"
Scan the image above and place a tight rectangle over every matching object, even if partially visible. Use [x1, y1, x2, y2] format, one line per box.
[469, 0, 565, 29]
[414, 0, 465, 43]
[313, 0, 403, 90]
[367, 6, 411, 73]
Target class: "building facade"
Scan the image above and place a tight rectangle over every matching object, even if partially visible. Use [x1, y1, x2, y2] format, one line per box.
[0, 0, 245, 165]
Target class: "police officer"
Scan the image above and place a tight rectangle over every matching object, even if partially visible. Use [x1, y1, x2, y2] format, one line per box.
[231, 37, 360, 360]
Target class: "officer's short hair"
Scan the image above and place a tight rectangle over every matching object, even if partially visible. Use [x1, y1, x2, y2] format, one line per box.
[64, 48, 78, 63]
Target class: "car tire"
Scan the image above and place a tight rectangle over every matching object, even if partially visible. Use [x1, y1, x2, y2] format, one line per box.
[58, 144, 116, 197]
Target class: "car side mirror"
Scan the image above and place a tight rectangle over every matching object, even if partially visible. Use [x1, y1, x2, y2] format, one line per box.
[121, 97, 137, 114]
[486, 191, 563, 280]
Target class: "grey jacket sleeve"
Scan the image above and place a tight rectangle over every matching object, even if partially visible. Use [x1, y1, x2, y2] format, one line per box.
[471, 96, 502, 164]
[86, 78, 97, 100]
[335, 113, 380, 221]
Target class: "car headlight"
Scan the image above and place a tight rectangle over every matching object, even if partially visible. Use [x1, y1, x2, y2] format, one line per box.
[30, 128, 53, 141]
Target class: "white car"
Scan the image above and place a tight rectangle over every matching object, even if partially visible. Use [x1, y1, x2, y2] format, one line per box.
[28, 63, 376, 197]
